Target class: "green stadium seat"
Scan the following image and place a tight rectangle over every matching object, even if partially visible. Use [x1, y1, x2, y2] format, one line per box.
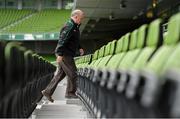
[24, 50, 34, 83]
[94, 19, 162, 118]
[83, 40, 116, 113]
[2, 9, 70, 34]
[0, 41, 6, 99]
[2, 43, 27, 117]
[80, 55, 92, 68]
[117, 30, 138, 69]
[97, 40, 116, 68]
[0, 39, 56, 117]
[88, 37, 124, 86]
[106, 35, 127, 69]
[5, 43, 24, 93]
[138, 13, 180, 115]
[76, 18, 163, 117]
[98, 33, 130, 86]
[113, 19, 163, 94]
[104, 28, 146, 117]
[89, 49, 99, 67]
[0, 9, 34, 29]
[162, 45, 180, 117]
[87, 33, 130, 117]
[92, 45, 106, 68]
[103, 30, 139, 117]
[75, 9, 180, 119]
[114, 13, 179, 118]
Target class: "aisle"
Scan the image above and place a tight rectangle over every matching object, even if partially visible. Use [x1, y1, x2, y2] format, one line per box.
[30, 78, 91, 119]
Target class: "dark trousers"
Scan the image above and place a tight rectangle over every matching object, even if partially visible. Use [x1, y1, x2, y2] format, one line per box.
[44, 55, 77, 96]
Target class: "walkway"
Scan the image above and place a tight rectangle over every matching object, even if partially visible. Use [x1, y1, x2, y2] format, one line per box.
[30, 78, 91, 119]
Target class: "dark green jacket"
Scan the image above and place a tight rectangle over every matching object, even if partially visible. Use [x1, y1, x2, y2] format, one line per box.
[55, 19, 81, 57]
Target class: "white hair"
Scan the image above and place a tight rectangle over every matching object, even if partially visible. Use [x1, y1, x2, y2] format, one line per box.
[71, 9, 84, 17]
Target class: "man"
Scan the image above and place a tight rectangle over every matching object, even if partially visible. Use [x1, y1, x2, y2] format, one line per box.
[41, 9, 85, 102]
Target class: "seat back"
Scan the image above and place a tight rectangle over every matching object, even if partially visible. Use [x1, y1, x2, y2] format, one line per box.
[110, 40, 116, 55]
[164, 13, 180, 45]
[85, 54, 92, 65]
[104, 42, 111, 56]
[24, 50, 34, 82]
[92, 49, 99, 61]
[98, 45, 105, 59]
[146, 19, 163, 47]
[89, 49, 99, 67]
[122, 33, 130, 52]
[159, 13, 180, 72]
[146, 14, 180, 74]
[5, 43, 24, 94]
[115, 36, 124, 54]
[97, 40, 117, 68]
[132, 19, 162, 69]
[0, 41, 6, 99]
[18, 47, 26, 87]
[137, 24, 148, 48]
[117, 25, 147, 69]
[129, 29, 138, 50]
[117, 30, 139, 69]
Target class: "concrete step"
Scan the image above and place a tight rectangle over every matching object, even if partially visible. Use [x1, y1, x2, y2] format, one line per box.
[35, 103, 88, 118]
[30, 78, 91, 119]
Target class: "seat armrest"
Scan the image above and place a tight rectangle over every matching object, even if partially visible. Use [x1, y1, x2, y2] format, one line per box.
[92, 69, 103, 83]
[106, 70, 120, 90]
[99, 69, 110, 87]
[163, 69, 180, 80]
[163, 69, 180, 117]
[84, 67, 90, 78]
[139, 69, 162, 108]
[125, 69, 141, 99]
[116, 69, 128, 93]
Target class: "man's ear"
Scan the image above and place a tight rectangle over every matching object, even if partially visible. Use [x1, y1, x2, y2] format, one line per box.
[75, 15, 78, 19]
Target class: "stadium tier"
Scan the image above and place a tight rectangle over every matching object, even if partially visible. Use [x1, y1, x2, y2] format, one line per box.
[1, 9, 71, 33]
[0, 0, 179, 118]
[75, 13, 180, 118]
[0, 9, 34, 29]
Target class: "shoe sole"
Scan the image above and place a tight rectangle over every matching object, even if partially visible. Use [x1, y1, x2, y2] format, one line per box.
[41, 90, 54, 103]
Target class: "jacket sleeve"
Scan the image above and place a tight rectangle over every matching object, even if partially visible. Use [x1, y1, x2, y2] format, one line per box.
[55, 22, 74, 56]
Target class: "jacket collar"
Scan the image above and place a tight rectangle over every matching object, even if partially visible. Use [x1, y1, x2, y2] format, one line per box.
[70, 18, 78, 26]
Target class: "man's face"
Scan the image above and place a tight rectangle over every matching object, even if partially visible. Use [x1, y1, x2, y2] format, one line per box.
[76, 14, 84, 25]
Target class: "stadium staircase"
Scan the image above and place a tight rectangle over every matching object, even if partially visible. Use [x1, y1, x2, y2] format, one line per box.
[0, 41, 91, 118]
[30, 79, 91, 119]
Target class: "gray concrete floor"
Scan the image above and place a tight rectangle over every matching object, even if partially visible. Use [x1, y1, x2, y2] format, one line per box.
[30, 77, 90, 119]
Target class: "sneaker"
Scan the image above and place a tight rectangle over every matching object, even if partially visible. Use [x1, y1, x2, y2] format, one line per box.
[41, 90, 54, 103]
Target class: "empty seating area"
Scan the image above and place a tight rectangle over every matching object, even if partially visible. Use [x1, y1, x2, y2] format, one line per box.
[0, 9, 34, 29]
[75, 13, 180, 118]
[0, 41, 56, 117]
[2, 9, 71, 33]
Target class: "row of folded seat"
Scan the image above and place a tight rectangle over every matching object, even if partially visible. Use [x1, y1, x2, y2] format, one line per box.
[0, 41, 56, 118]
[75, 55, 92, 68]
[0, 9, 34, 28]
[75, 12, 180, 118]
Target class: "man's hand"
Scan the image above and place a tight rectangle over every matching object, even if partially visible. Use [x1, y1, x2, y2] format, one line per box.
[79, 48, 84, 56]
[56, 56, 63, 63]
